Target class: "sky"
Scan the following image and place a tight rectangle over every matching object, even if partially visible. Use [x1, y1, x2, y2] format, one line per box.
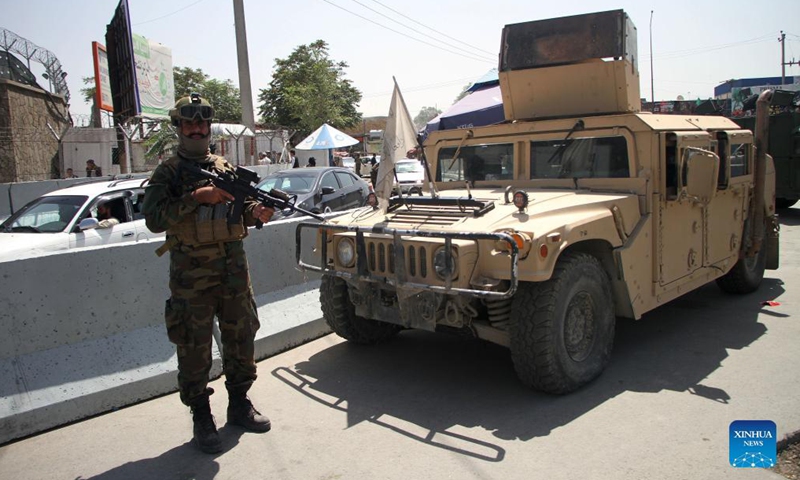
[3, 0, 800, 125]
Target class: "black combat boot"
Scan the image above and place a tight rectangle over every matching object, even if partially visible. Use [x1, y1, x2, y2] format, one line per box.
[189, 392, 223, 454]
[227, 390, 271, 433]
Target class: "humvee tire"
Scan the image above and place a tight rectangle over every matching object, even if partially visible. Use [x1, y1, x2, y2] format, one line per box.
[716, 223, 768, 294]
[509, 252, 615, 394]
[320, 276, 401, 344]
[775, 198, 797, 210]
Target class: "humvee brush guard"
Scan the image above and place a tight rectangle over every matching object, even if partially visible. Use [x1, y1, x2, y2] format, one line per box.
[296, 10, 779, 394]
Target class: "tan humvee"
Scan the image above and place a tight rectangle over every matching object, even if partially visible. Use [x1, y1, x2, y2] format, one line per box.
[296, 10, 780, 394]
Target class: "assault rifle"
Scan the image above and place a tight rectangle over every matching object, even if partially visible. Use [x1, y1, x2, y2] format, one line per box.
[180, 162, 325, 225]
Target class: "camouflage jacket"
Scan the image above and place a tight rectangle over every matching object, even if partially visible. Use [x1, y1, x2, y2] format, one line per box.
[142, 154, 260, 252]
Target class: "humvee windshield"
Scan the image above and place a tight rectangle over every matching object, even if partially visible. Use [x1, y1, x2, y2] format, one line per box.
[436, 143, 514, 182]
[530, 136, 630, 179]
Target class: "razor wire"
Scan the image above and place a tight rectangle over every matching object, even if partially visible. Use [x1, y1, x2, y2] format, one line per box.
[0, 27, 70, 102]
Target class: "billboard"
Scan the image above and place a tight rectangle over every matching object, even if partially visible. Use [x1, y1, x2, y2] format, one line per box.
[92, 42, 113, 112]
[105, 0, 140, 122]
[132, 33, 174, 118]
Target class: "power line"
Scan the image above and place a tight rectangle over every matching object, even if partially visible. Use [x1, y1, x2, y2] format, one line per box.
[362, 75, 478, 98]
[366, 0, 496, 57]
[347, 0, 494, 62]
[132, 0, 209, 26]
[642, 34, 774, 61]
[319, 0, 494, 64]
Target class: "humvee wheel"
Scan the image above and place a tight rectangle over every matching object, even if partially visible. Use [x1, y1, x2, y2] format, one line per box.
[320, 276, 401, 344]
[509, 252, 615, 394]
[716, 225, 767, 294]
[775, 198, 797, 210]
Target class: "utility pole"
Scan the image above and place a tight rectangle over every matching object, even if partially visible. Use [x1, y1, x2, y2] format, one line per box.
[649, 11, 655, 109]
[778, 31, 798, 86]
[233, 0, 255, 164]
[780, 31, 786, 86]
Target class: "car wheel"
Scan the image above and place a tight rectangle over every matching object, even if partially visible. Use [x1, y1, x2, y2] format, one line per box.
[716, 222, 768, 294]
[509, 252, 616, 394]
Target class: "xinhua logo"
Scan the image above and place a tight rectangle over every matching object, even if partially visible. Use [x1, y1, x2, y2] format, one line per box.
[729, 420, 777, 468]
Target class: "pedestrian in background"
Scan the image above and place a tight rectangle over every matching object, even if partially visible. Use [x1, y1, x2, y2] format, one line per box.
[369, 156, 378, 187]
[86, 159, 102, 177]
[142, 93, 274, 454]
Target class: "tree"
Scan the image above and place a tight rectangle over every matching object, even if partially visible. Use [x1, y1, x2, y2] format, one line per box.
[257, 40, 362, 140]
[453, 83, 471, 104]
[173, 66, 242, 124]
[173, 66, 208, 98]
[80, 76, 96, 104]
[413, 106, 441, 130]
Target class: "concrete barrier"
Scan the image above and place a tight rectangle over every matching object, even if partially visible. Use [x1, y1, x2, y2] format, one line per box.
[0, 213, 330, 444]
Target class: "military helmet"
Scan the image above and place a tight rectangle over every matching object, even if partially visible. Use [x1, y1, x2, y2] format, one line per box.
[169, 93, 214, 126]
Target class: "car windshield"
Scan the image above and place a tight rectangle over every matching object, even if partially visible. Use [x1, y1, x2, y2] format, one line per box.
[1, 195, 87, 233]
[396, 161, 422, 173]
[258, 173, 317, 194]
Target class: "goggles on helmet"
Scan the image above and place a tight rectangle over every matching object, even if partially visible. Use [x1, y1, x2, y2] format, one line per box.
[176, 104, 214, 122]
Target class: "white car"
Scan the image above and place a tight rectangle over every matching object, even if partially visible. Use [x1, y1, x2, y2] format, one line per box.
[393, 159, 425, 194]
[0, 177, 163, 262]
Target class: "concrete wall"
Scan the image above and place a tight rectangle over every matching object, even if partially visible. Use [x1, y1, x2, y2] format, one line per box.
[61, 128, 117, 178]
[0, 211, 334, 444]
[0, 79, 70, 183]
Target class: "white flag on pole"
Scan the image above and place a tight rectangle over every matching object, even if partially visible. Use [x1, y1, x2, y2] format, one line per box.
[376, 78, 418, 210]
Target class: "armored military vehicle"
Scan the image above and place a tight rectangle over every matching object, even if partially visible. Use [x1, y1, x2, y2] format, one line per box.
[296, 10, 780, 393]
[730, 91, 800, 209]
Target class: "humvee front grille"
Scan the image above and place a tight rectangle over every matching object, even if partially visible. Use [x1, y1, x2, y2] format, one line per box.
[367, 240, 429, 279]
[296, 223, 520, 299]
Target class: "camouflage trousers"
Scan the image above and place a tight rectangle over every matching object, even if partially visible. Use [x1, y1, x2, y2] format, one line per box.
[165, 240, 260, 405]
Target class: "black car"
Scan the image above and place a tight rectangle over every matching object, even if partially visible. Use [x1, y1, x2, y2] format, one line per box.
[256, 167, 370, 219]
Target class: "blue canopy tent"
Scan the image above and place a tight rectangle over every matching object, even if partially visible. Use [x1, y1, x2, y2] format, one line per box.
[425, 69, 505, 135]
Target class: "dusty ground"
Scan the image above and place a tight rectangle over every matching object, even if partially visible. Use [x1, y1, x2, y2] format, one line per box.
[773, 438, 800, 479]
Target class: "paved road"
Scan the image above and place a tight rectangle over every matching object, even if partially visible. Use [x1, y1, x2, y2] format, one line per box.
[1, 208, 799, 480]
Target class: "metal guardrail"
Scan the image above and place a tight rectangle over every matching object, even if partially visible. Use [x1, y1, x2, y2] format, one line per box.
[296, 222, 519, 299]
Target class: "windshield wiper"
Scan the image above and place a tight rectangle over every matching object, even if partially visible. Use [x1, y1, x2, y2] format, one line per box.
[546, 119, 585, 165]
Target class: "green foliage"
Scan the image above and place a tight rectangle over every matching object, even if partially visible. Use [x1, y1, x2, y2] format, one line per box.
[80, 76, 96, 104]
[143, 120, 177, 160]
[173, 66, 242, 124]
[453, 83, 471, 104]
[173, 66, 208, 97]
[257, 40, 362, 140]
[413, 106, 441, 130]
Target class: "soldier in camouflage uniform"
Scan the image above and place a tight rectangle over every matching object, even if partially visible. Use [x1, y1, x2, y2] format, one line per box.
[142, 94, 274, 454]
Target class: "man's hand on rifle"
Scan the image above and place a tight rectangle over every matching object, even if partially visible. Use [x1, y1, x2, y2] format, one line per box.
[191, 186, 234, 205]
[253, 204, 275, 224]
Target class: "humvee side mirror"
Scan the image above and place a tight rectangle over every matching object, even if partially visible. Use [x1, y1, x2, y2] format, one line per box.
[682, 147, 719, 205]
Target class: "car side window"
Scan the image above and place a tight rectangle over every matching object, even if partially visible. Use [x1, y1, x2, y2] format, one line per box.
[131, 190, 146, 220]
[320, 172, 340, 191]
[90, 195, 130, 224]
[335, 172, 355, 187]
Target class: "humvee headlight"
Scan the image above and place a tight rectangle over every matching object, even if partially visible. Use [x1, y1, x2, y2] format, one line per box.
[495, 230, 532, 258]
[433, 247, 458, 280]
[336, 237, 356, 267]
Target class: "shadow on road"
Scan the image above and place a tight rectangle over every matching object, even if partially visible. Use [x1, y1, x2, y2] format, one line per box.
[80, 426, 245, 480]
[273, 279, 785, 461]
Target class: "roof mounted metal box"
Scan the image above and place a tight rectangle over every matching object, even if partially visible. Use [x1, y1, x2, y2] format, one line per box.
[499, 10, 641, 120]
